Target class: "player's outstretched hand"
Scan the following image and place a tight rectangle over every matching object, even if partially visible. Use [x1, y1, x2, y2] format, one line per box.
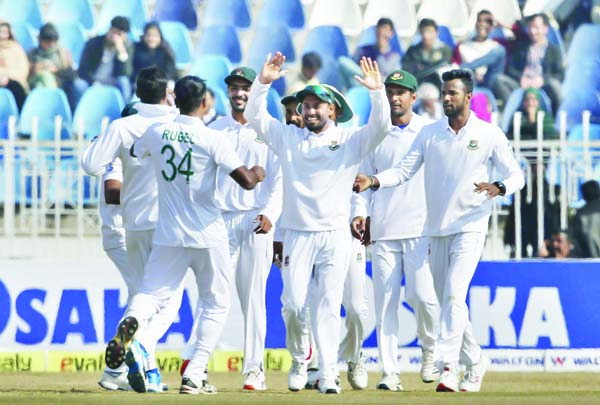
[254, 214, 273, 234]
[354, 57, 383, 90]
[259, 52, 287, 85]
[251, 165, 266, 182]
[473, 182, 500, 198]
[353, 174, 372, 193]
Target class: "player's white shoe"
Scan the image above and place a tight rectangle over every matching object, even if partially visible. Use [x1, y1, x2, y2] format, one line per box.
[420, 350, 439, 383]
[376, 373, 403, 391]
[305, 367, 319, 389]
[125, 340, 149, 393]
[347, 358, 368, 390]
[243, 368, 267, 391]
[460, 355, 489, 392]
[436, 366, 459, 392]
[179, 377, 217, 395]
[288, 360, 308, 391]
[317, 374, 341, 394]
[98, 370, 130, 391]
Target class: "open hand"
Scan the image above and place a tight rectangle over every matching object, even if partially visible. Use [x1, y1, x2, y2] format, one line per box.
[354, 57, 383, 90]
[474, 182, 500, 198]
[259, 52, 287, 85]
[353, 174, 374, 193]
[253, 214, 272, 234]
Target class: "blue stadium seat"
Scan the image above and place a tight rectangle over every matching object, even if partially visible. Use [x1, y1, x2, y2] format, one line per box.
[194, 24, 242, 64]
[48, 159, 97, 206]
[272, 76, 287, 97]
[0, 88, 18, 139]
[567, 24, 600, 62]
[316, 56, 345, 92]
[356, 25, 403, 57]
[95, 0, 148, 36]
[411, 25, 456, 50]
[190, 55, 232, 95]
[562, 59, 600, 93]
[159, 21, 193, 70]
[346, 86, 371, 125]
[54, 21, 86, 68]
[153, 0, 198, 30]
[0, 0, 43, 29]
[10, 21, 37, 52]
[267, 88, 282, 121]
[46, 0, 95, 31]
[303, 26, 349, 60]
[247, 25, 296, 72]
[557, 92, 600, 130]
[73, 85, 124, 140]
[257, 0, 305, 30]
[501, 88, 553, 133]
[210, 86, 230, 117]
[18, 88, 72, 140]
[203, 0, 251, 29]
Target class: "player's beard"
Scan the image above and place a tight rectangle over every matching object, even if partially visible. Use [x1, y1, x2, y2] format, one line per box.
[229, 97, 247, 113]
[443, 99, 466, 118]
[390, 105, 408, 118]
[305, 118, 327, 133]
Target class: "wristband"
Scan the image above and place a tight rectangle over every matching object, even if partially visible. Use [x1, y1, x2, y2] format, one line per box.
[493, 181, 506, 196]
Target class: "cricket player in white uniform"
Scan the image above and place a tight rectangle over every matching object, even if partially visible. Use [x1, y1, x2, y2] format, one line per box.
[354, 69, 525, 393]
[126, 75, 266, 395]
[351, 69, 440, 391]
[210, 66, 282, 390]
[244, 53, 392, 394]
[81, 67, 180, 392]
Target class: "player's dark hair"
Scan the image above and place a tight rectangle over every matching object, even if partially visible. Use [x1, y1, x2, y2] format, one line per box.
[526, 12, 549, 27]
[175, 75, 207, 115]
[581, 180, 600, 202]
[376, 17, 394, 31]
[418, 18, 438, 32]
[442, 69, 474, 94]
[136, 66, 168, 104]
[477, 9, 493, 20]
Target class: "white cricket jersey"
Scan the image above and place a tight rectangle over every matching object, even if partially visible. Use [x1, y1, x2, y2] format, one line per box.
[99, 158, 125, 250]
[209, 113, 282, 224]
[352, 113, 432, 241]
[244, 80, 392, 231]
[81, 103, 179, 231]
[133, 115, 244, 248]
[376, 113, 525, 236]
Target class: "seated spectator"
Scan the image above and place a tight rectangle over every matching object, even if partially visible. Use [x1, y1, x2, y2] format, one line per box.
[415, 82, 443, 120]
[354, 17, 401, 77]
[132, 22, 178, 85]
[78, 16, 133, 101]
[0, 21, 29, 110]
[201, 87, 223, 125]
[539, 230, 577, 258]
[27, 23, 87, 111]
[572, 180, 600, 258]
[495, 13, 564, 112]
[507, 88, 557, 140]
[288, 52, 321, 93]
[453, 10, 506, 93]
[402, 18, 453, 88]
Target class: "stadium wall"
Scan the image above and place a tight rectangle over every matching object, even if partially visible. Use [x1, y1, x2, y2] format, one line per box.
[0, 259, 599, 372]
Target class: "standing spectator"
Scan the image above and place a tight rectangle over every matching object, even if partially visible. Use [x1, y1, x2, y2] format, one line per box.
[27, 23, 87, 111]
[495, 13, 564, 112]
[0, 21, 29, 110]
[507, 88, 557, 140]
[572, 180, 600, 258]
[354, 18, 401, 77]
[78, 16, 134, 101]
[132, 22, 178, 85]
[288, 52, 322, 93]
[453, 10, 507, 93]
[402, 19, 453, 88]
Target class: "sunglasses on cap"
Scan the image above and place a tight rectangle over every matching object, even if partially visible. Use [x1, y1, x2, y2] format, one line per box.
[300, 85, 336, 104]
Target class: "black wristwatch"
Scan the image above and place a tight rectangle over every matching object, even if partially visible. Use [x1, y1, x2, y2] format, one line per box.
[493, 181, 506, 196]
[369, 175, 380, 191]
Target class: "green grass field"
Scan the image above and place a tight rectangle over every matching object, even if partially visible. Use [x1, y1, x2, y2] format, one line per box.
[0, 372, 598, 404]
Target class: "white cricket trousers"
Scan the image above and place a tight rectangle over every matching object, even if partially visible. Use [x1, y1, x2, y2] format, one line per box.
[429, 232, 485, 368]
[282, 229, 351, 381]
[338, 238, 369, 363]
[224, 209, 273, 374]
[123, 230, 183, 370]
[372, 237, 440, 376]
[126, 243, 234, 382]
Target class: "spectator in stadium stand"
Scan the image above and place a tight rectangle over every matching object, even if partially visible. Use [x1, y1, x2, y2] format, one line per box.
[288, 51, 322, 93]
[201, 87, 224, 125]
[354, 17, 401, 77]
[572, 180, 600, 258]
[78, 16, 134, 101]
[0, 20, 29, 111]
[132, 22, 178, 86]
[453, 10, 507, 97]
[494, 13, 564, 113]
[401, 18, 453, 88]
[27, 23, 87, 111]
[414, 82, 443, 120]
[539, 230, 577, 259]
[507, 87, 557, 141]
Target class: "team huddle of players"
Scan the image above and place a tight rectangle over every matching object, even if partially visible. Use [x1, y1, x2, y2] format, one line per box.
[81, 52, 524, 395]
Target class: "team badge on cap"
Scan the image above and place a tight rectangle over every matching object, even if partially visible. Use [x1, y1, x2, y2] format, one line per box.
[392, 71, 404, 80]
[467, 139, 479, 150]
[329, 141, 340, 151]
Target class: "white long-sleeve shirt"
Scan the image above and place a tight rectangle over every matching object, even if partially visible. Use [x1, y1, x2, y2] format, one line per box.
[245, 79, 392, 231]
[209, 113, 282, 225]
[376, 113, 525, 237]
[80, 103, 179, 231]
[99, 158, 126, 250]
[352, 113, 432, 241]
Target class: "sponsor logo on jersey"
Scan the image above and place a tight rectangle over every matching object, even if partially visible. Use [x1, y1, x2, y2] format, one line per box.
[467, 139, 479, 150]
[329, 141, 340, 151]
[255, 135, 265, 143]
[357, 252, 363, 262]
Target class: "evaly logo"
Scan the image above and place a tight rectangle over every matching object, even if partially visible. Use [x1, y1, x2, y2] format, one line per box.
[255, 135, 265, 143]
[329, 141, 340, 151]
[467, 139, 479, 150]
[551, 356, 566, 366]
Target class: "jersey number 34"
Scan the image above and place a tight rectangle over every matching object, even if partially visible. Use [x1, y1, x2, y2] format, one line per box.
[161, 145, 194, 184]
